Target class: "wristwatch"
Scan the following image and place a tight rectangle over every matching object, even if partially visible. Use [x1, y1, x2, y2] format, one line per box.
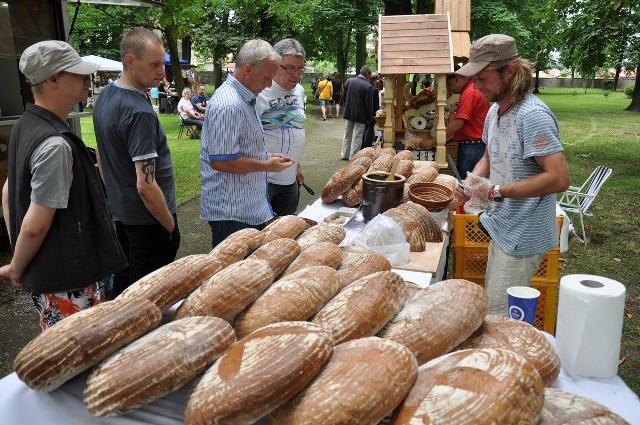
[491, 184, 503, 202]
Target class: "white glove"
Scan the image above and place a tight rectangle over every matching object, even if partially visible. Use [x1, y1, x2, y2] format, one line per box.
[463, 172, 493, 204]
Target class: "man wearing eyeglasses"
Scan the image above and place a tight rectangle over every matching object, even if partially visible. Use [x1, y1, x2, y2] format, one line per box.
[255, 38, 308, 216]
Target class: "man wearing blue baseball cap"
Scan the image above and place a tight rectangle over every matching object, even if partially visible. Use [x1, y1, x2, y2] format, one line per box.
[1, 40, 126, 330]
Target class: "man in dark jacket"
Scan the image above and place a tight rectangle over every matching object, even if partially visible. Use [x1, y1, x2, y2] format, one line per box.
[340, 65, 375, 160]
[1, 40, 127, 330]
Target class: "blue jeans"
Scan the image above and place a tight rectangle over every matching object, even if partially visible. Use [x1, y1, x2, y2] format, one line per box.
[457, 143, 486, 179]
[268, 182, 300, 216]
[208, 220, 267, 248]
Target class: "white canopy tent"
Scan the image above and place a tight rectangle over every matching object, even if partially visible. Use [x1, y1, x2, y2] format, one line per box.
[81, 55, 122, 106]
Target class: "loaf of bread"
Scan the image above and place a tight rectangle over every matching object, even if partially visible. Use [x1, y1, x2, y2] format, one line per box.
[396, 159, 414, 177]
[175, 258, 275, 322]
[208, 228, 264, 267]
[117, 254, 224, 311]
[295, 223, 346, 251]
[375, 147, 397, 159]
[322, 162, 367, 204]
[84, 316, 235, 416]
[261, 215, 308, 244]
[391, 347, 544, 424]
[184, 322, 333, 425]
[269, 337, 418, 425]
[234, 266, 341, 338]
[412, 160, 439, 172]
[379, 278, 488, 365]
[539, 388, 629, 424]
[350, 146, 376, 162]
[247, 237, 301, 277]
[393, 150, 414, 161]
[433, 174, 465, 211]
[14, 298, 161, 392]
[337, 245, 391, 289]
[282, 241, 342, 277]
[369, 153, 394, 172]
[383, 202, 443, 251]
[457, 315, 561, 387]
[312, 271, 406, 344]
[350, 156, 373, 170]
[342, 178, 363, 207]
[405, 282, 424, 298]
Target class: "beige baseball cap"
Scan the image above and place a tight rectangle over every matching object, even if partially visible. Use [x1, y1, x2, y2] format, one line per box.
[456, 34, 519, 77]
[19, 40, 99, 86]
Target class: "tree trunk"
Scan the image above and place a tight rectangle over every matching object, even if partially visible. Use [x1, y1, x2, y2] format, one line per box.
[533, 65, 540, 94]
[182, 36, 192, 63]
[355, 31, 367, 74]
[624, 64, 640, 113]
[385, 0, 412, 15]
[336, 30, 346, 78]
[164, 26, 184, 95]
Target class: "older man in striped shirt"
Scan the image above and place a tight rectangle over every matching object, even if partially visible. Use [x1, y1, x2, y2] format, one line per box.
[200, 39, 295, 247]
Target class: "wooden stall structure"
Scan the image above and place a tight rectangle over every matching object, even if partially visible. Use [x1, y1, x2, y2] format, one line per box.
[377, 2, 470, 169]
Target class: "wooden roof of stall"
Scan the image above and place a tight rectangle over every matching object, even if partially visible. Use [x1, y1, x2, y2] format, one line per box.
[378, 14, 454, 75]
[434, 0, 471, 60]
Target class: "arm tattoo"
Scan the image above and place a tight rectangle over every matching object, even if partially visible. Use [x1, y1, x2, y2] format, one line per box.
[141, 159, 156, 184]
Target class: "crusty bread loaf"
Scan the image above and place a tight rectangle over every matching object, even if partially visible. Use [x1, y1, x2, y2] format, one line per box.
[379, 278, 488, 364]
[405, 282, 424, 298]
[269, 337, 418, 425]
[457, 315, 561, 387]
[412, 160, 439, 172]
[117, 254, 224, 311]
[248, 237, 301, 277]
[208, 228, 264, 266]
[369, 153, 394, 172]
[350, 156, 373, 170]
[393, 150, 414, 161]
[322, 163, 367, 204]
[539, 388, 629, 424]
[337, 246, 392, 289]
[175, 258, 274, 322]
[295, 223, 346, 251]
[342, 178, 363, 207]
[434, 173, 458, 189]
[312, 271, 407, 344]
[383, 202, 443, 251]
[351, 146, 376, 162]
[14, 298, 161, 392]
[396, 159, 414, 178]
[234, 266, 341, 338]
[282, 241, 342, 276]
[184, 322, 333, 425]
[391, 348, 544, 424]
[433, 173, 465, 211]
[84, 316, 235, 416]
[261, 215, 308, 244]
[375, 147, 397, 159]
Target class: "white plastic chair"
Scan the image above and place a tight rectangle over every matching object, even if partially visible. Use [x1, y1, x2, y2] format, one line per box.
[557, 165, 612, 245]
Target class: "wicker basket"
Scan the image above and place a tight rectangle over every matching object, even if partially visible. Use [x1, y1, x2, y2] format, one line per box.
[408, 182, 454, 212]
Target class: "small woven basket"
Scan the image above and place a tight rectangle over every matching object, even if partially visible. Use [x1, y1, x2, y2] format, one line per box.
[408, 182, 454, 212]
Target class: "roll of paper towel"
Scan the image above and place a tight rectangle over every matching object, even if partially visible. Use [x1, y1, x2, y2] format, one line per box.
[555, 274, 626, 378]
[410, 116, 427, 130]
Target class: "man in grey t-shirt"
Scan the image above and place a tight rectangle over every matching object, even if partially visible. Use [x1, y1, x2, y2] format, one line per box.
[93, 28, 179, 298]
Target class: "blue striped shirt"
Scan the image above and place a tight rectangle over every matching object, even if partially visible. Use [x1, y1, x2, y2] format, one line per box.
[199, 75, 274, 224]
[480, 93, 563, 257]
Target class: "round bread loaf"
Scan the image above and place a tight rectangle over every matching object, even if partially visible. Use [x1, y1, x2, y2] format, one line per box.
[457, 315, 561, 387]
[379, 278, 488, 364]
[261, 215, 308, 244]
[539, 388, 629, 424]
[391, 347, 544, 424]
[84, 316, 235, 416]
[282, 241, 342, 276]
[350, 156, 373, 170]
[396, 159, 414, 178]
[118, 254, 225, 311]
[14, 298, 161, 392]
[412, 160, 439, 171]
[295, 223, 346, 251]
[369, 153, 394, 172]
[184, 321, 333, 425]
[322, 162, 367, 204]
[312, 271, 407, 344]
[393, 150, 414, 161]
[175, 258, 274, 322]
[383, 202, 443, 251]
[208, 228, 264, 267]
[342, 178, 363, 207]
[337, 246, 392, 289]
[375, 147, 397, 159]
[234, 266, 341, 338]
[269, 337, 418, 425]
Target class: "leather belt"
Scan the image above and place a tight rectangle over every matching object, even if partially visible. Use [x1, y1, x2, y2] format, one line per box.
[458, 140, 483, 145]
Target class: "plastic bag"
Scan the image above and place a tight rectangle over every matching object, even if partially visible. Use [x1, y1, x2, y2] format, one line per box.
[353, 214, 410, 265]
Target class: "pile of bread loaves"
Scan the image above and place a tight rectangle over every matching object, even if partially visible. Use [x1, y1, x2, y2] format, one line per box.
[321, 147, 466, 229]
[14, 217, 629, 424]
